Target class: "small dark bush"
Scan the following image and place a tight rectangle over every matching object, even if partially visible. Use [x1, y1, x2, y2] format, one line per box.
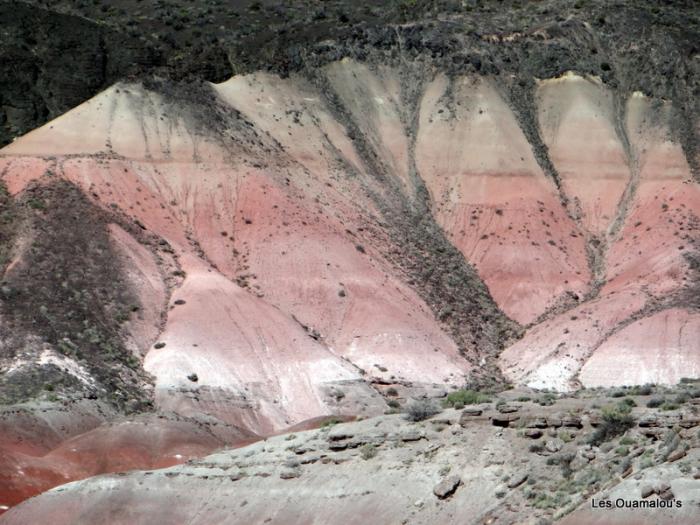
[646, 397, 664, 408]
[405, 399, 441, 422]
[611, 390, 625, 398]
[588, 406, 635, 446]
[674, 392, 690, 404]
[630, 384, 654, 396]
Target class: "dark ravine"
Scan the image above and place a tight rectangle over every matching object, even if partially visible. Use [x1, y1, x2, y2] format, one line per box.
[303, 65, 520, 381]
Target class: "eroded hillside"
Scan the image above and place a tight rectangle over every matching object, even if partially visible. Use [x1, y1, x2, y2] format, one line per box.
[0, 0, 698, 521]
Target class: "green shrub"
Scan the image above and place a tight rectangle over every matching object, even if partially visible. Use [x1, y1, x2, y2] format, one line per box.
[646, 397, 664, 408]
[405, 399, 441, 422]
[558, 431, 574, 443]
[588, 406, 635, 446]
[619, 436, 636, 446]
[674, 392, 690, 404]
[320, 417, 342, 429]
[629, 384, 654, 396]
[538, 393, 557, 406]
[443, 389, 491, 407]
[360, 444, 377, 460]
[611, 390, 625, 398]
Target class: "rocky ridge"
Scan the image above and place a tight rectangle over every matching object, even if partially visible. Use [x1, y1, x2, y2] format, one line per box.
[3, 382, 700, 524]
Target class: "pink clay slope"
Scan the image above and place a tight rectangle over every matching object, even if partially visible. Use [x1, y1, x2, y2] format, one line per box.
[0, 64, 698, 514]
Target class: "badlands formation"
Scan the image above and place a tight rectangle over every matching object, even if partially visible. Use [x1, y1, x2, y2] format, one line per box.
[0, 0, 698, 523]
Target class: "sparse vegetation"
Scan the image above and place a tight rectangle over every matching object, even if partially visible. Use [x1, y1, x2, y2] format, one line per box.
[629, 384, 654, 396]
[588, 404, 635, 446]
[646, 397, 664, 408]
[443, 389, 491, 407]
[360, 444, 377, 460]
[610, 390, 626, 398]
[537, 393, 557, 406]
[615, 446, 629, 456]
[320, 417, 343, 429]
[620, 397, 637, 408]
[558, 431, 574, 443]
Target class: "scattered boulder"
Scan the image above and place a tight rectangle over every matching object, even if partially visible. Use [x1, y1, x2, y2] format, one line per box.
[678, 417, 699, 429]
[544, 439, 563, 453]
[328, 428, 354, 441]
[524, 417, 548, 429]
[659, 489, 675, 501]
[524, 429, 542, 439]
[658, 486, 675, 500]
[640, 427, 665, 439]
[654, 482, 671, 494]
[280, 468, 301, 480]
[641, 485, 655, 499]
[299, 455, 320, 465]
[638, 415, 659, 428]
[546, 416, 562, 428]
[433, 475, 461, 499]
[562, 415, 583, 429]
[397, 430, 424, 442]
[459, 410, 483, 427]
[491, 414, 519, 427]
[497, 404, 520, 414]
[666, 448, 686, 462]
[507, 473, 528, 489]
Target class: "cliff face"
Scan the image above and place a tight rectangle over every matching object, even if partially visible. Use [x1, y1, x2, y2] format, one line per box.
[0, 0, 698, 519]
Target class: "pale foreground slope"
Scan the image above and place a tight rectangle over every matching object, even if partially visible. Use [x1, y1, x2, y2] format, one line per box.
[3, 389, 699, 525]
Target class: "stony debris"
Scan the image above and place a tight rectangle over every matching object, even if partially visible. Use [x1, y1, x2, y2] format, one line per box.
[507, 473, 528, 489]
[433, 475, 461, 500]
